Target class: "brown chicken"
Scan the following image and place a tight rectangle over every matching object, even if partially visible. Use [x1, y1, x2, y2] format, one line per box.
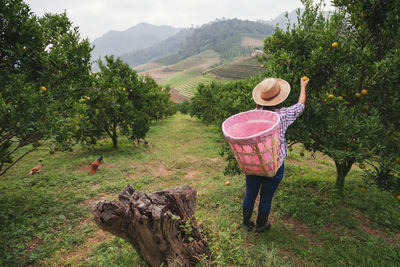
[89, 156, 103, 175]
[28, 164, 43, 176]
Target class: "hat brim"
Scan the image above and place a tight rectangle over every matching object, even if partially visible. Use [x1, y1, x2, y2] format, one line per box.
[252, 78, 291, 106]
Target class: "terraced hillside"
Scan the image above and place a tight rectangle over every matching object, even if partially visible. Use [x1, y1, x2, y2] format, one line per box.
[208, 56, 265, 80]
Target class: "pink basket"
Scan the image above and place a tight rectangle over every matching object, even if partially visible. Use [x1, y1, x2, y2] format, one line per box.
[222, 110, 281, 177]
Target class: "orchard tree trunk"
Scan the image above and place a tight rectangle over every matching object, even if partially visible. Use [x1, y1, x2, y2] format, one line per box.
[91, 185, 209, 267]
[111, 134, 118, 149]
[334, 160, 353, 195]
[112, 122, 118, 149]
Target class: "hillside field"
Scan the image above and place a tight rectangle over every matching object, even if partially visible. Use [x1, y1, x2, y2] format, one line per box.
[1, 113, 399, 266]
[136, 37, 267, 101]
[207, 56, 265, 80]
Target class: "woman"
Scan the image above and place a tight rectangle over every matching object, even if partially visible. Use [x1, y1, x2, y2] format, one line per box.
[243, 77, 308, 232]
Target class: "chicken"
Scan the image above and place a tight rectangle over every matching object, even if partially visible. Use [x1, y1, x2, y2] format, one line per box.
[133, 138, 149, 147]
[89, 155, 103, 175]
[28, 164, 43, 176]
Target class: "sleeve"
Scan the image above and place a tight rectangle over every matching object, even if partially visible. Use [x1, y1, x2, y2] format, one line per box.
[280, 103, 305, 127]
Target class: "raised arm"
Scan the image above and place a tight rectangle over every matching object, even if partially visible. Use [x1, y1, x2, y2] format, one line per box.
[298, 78, 309, 105]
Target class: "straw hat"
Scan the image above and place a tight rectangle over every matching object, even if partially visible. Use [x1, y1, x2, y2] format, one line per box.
[252, 78, 291, 106]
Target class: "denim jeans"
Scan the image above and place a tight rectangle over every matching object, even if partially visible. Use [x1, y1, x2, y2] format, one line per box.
[242, 162, 285, 215]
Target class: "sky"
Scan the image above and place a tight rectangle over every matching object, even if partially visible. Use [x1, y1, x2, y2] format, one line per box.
[24, 0, 332, 42]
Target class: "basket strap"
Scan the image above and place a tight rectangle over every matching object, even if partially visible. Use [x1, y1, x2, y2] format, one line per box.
[254, 143, 267, 174]
[272, 134, 277, 171]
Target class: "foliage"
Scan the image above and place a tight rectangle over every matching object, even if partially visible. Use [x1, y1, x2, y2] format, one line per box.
[190, 0, 400, 194]
[174, 100, 191, 114]
[77, 56, 173, 148]
[0, 0, 92, 175]
[259, 0, 400, 193]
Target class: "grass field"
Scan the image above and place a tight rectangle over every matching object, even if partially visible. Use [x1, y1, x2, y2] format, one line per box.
[2, 113, 399, 266]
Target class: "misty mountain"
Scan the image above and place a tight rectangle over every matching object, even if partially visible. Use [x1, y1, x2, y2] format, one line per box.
[119, 28, 194, 67]
[156, 18, 274, 66]
[266, 8, 331, 29]
[121, 19, 274, 67]
[265, 9, 304, 29]
[90, 23, 180, 60]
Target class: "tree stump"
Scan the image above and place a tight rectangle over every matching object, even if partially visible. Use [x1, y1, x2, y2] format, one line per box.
[91, 185, 209, 267]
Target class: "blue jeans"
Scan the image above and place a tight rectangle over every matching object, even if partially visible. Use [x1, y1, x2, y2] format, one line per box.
[242, 162, 285, 215]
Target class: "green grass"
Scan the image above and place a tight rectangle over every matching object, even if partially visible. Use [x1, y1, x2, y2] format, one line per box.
[1, 113, 399, 266]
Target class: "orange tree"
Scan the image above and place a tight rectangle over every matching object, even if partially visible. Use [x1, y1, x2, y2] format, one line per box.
[190, 0, 400, 194]
[78, 56, 173, 149]
[0, 0, 92, 175]
[260, 0, 400, 194]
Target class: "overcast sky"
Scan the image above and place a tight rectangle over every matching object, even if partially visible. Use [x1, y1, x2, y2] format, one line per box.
[24, 0, 332, 42]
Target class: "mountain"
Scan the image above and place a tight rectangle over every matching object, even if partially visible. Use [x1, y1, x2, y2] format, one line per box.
[266, 8, 331, 29]
[265, 9, 304, 29]
[123, 18, 274, 67]
[119, 28, 194, 67]
[90, 23, 180, 60]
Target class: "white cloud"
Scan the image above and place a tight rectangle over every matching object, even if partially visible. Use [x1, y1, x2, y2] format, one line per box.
[24, 0, 332, 41]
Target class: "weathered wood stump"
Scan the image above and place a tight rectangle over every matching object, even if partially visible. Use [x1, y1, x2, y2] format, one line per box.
[91, 185, 209, 267]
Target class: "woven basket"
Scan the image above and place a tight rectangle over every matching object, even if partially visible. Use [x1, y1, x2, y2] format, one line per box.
[222, 110, 280, 177]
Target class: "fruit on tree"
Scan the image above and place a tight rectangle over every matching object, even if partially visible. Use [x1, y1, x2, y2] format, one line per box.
[360, 187, 367, 193]
[40, 86, 47, 92]
[260, 64, 264, 68]
[332, 42, 338, 48]
[338, 96, 343, 101]
[225, 181, 230, 186]
[397, 195, 400, 200]
[355, 93, 361, 98]
[328, 94, 334, 99]
[361, 89, 367, 95]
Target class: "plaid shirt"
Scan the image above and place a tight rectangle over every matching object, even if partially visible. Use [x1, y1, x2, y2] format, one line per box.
[258, 103, 305, 167]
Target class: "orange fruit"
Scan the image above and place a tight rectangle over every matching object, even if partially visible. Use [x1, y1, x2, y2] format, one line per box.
[225, 181, 230, 186]
[332, 42, 338, 48]
[302, 76, 309, 81]
[40, 86, 47, 92]
[328, 94, 334, 99]
[355, 93, 361, 98]
[397, 195, 400, 200]
[360, 187, 367, 193]
[361, 89, 367, 95]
